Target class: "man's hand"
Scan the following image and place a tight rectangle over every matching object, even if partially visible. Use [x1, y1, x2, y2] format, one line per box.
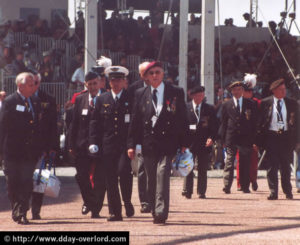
[205, 138, 213, 147]
[128, 148, 135, 160]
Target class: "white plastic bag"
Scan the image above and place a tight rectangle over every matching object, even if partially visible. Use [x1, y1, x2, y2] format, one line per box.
[172, 149, 194, 177]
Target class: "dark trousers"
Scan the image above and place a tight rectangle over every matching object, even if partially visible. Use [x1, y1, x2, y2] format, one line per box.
[3, 159, 36, 220]
[75, 154, 98, 212]
[137, 154, 149, 206]
[143, 154, 172, 221]
[93, 162, 106, 212]
[265, 132, 292, 195]
[31, 192, 44, 215]
[118, 152, 133, 204]
[103, 151, 133, 216]
[223, 145, 252, 191]
[183, 152, 210, 195]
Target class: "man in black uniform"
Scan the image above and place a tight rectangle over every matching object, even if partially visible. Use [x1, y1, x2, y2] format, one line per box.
[219, 81, 258, 194]
[182, 85, 218, 199]
[127, 61, 189, 224]
[0, 72, 42, 224]
[257, 79, 298, 200]
[127, 61, 151, 213]
[69, 71, 104, 218]
[89, 66, 134, 221]
[30, 70, 59, 220]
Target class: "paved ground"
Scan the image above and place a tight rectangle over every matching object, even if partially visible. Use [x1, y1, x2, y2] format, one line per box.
[1, 168, 300, 244]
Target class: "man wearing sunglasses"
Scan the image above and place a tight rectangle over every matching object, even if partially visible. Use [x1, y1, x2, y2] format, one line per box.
[127, 61, 189, 224]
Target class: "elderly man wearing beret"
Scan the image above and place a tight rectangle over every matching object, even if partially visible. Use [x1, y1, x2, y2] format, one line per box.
[219, 81, 258, 194]
[127, 61, 189, 224]
[257, 79, 298, 200]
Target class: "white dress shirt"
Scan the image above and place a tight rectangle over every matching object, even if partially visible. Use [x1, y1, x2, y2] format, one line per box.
[269, 96, 287, 131]
[111, 89, 123, 101]
[192, 100, 202, 122]
[151, 82, 164, 116]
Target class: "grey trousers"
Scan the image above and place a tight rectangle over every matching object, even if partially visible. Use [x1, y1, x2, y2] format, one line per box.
[143, 154, 172, 220]
[223, 145, 252, 191]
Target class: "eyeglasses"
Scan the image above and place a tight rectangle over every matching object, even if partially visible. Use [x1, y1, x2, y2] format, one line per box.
[148, 70, 161, 76]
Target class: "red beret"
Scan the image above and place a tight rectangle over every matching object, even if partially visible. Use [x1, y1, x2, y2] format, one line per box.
[144, 61, 163, 75]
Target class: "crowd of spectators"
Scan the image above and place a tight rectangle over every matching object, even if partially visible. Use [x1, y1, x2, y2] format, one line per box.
[0, 9, 299, 97]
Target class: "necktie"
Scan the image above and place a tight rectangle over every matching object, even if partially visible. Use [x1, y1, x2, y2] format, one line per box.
[153, 89, 158, 107]
[25, 98, 34, 118]
[195, 104, 200, 119]
[90, 96, 95, 108]
[236, 99, 240, 113]
[277, 99, 283, 122]
[24, 98, 30, 112]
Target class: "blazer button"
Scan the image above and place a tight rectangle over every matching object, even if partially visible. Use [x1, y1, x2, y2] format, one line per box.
[30, 120, 33, 124]
[115, 117, 118, 121]
[114, 132, 118, 135]
[167, 122, 170, 125]
[151, 131, 154, 134]
[115, 125, 118, 128]
[115, 111, 118, 114]
[162, 131, 165, 135]
[145, 121, 148, 124]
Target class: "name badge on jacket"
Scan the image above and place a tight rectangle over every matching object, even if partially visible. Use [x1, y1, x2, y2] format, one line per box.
[189, 124, 196, 130]
[125, 114, 130, 123]
[16, 105, 25, 112]
[82, 109, 88, 115]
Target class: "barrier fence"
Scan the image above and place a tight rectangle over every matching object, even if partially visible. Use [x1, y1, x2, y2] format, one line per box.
[0, 70, 81, 106]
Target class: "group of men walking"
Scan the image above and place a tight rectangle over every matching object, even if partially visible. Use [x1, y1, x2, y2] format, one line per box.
[0, 58, 299, 225]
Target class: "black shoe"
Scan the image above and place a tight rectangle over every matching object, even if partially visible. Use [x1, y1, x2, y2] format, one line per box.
[199, 194, 206, 199]
[82, 204, 90, 215]
[32, 214, 41, 220]
[286, 193, 293, 200]
[267, 193, 278, 200]
[153, 216, 166, 224]
[18, 215, 29, 225]
[91, 212, 101, 219]
[182, 192, 192, 199]
[252, 182, 258, 191]
[223, 187, 230, 194]
[125, 202, 135, 217]
[107, 214, 123, 222]
[140, 204, 151, 213]
[242, 189, 251, 193]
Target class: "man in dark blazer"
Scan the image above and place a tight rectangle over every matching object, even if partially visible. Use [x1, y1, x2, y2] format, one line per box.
[182, 85, 218, 199]
[89, 66, 134, 221]
[0, 72, 42, 224]
[257, 79, 298, 200]
[30, 70, 59, 220]
[69, 71, 105, 218]
[127, 61, 151, 213]
[127, 61, 189, 224]
[219, 81, 258, 194]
